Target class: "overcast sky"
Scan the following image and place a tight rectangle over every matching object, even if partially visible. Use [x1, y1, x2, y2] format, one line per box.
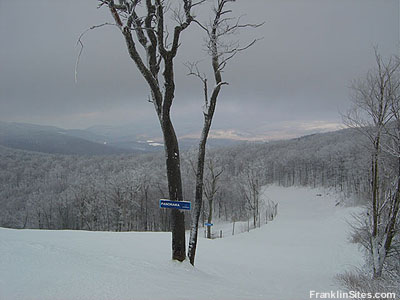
[0, 0, 399, 140]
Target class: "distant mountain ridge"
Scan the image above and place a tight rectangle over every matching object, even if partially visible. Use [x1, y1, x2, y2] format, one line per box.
[0, 121, 245, 155]
[0, 121, 130, 155]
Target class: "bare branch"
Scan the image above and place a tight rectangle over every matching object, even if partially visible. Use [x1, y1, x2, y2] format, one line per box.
[192, 0, 207, 7]
[193, 19, 209, 34]
[75, 22, 117, 84]
[217, 38, 262, 71]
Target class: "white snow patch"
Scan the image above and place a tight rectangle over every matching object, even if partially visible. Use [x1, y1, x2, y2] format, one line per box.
[0, 185, 363, 300]
[149, 142, 163, 147]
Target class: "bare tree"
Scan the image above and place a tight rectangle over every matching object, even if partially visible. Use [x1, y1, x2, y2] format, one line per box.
[377, 59, 400, 278]
[98, 0, 202, 261]
[344, 50, 400, 278]
[203, 159, 223, 239]
[186, 0, 262, 265]
[240, 167, 261, 229]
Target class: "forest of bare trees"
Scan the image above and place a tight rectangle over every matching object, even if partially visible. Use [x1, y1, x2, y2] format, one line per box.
[0, 127, 370, 232]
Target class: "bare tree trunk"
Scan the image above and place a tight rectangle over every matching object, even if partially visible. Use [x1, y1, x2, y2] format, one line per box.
[207, 197, 213, 239]
[162, 117, 186, 261]
[188, 113, 215, 264]
[372, 141, 380, 238]
[144, 184, 148, 231]
[374, 138, 400, 278]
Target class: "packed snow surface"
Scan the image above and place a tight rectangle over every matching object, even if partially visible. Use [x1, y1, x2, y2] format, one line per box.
[0, 186, 363, 300]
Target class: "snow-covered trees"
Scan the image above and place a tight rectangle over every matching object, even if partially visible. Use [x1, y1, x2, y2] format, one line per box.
[0, 126, 371, 232]
[239, 167, 261, 229]
[344, 51, 400, 279]
[203, 159, 223, 239]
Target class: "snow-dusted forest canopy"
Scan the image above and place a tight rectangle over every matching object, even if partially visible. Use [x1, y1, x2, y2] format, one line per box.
[3, 114, 400, 288]
[0, 127, 369, 231]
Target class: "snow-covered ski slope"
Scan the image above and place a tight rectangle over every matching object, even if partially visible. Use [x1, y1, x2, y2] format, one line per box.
[0, 186, 364, 300]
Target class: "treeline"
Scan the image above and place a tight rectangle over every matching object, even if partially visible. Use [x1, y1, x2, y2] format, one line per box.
[214, 129, 370, 197]
[0, 127, 370, 231]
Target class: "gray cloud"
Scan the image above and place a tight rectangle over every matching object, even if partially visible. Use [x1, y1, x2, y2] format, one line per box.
[0, 0, 398, 139]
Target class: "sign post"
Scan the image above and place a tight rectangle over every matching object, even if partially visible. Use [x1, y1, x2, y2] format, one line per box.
[159, 199, 191, 211]
[205, 223, 213, 239]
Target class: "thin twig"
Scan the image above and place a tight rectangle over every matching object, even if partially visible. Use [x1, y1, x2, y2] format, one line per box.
[75, 22, 117, 84]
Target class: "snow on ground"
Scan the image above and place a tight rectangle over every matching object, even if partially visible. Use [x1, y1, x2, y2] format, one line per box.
[0, 185, 364, 300]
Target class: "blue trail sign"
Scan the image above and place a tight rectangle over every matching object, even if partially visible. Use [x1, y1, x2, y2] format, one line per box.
[159, 199, 191, 210]
[204, 223, 213, 226]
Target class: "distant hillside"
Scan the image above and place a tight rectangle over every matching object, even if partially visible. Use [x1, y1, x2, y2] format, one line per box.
[85, 124, 244, 151]
[179, 137, 243, 149]
[0, 124, 370, 230]
[0, 121, 247, 154]
[0, 122, 132, 155]
[0, 121, 367, 158]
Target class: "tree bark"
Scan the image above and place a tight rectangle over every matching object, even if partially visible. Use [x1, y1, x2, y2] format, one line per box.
[161, 117, 186, 261]
[188, 115, 213, 265]
[187, 68, 226, 265]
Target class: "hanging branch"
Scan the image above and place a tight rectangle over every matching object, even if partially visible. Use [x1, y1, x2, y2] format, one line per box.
[75, 22, 117, 83]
